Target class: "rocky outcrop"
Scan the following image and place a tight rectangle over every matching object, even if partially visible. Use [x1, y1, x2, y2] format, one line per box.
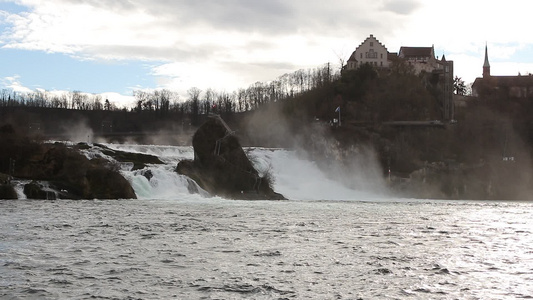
[93, 143, 163, 170]
[39, 144, 137, 199]
[0, 184, 17, 199]
[0, 124, 137, 200]
[176, 115, 285, 200]
[0, 173, 17, 199]
[23, 181, 57, 200]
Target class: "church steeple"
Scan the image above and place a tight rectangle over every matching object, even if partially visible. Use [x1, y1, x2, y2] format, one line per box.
[483, 44, 490, 78]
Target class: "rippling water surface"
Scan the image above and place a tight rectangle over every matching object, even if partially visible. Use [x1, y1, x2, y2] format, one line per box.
[1, 199, 532, 299]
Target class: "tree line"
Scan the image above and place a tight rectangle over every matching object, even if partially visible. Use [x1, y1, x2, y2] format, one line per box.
[0, 89, 116, 111]
[0, 63, 338, 118]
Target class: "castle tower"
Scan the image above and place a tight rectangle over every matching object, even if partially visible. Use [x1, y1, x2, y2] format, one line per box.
[483, 44, 490, 78]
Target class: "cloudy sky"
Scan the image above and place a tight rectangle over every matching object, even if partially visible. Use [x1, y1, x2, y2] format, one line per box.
[1, 0, 533, 107]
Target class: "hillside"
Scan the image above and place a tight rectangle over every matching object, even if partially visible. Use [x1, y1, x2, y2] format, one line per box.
[234, 63, 533, 200]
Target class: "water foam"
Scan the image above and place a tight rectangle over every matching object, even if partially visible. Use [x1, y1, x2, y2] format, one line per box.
[249, 148, 384, 201]
[104, 144, 385, 201]
[125, 166, 210, 200]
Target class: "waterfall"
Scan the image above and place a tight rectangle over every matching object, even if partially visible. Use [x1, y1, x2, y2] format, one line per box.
[104, 144, 386, 201]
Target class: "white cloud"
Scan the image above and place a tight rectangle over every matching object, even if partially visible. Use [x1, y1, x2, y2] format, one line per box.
[99, 92, 136, 108]
[0, 0, 420, 94]
[492, 62, 533, 77]
[381, 0, 421, 15]
[2, 0, 533, 96]
[0, 75, 135, 107]
[1, 75, 33, 93]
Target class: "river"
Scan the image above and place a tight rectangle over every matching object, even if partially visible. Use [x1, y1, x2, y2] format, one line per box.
[1, 145, 532, 299]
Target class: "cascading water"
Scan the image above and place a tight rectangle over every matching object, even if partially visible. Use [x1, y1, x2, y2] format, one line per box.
[248, 148, 385, 201]
[103, 143, 387, 201]
[97, 144, 209, 200]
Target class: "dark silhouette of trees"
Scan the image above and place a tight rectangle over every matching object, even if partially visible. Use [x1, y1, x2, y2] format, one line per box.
[187, 87, 202, 125]
[0, 62, 338, 117]
[0, 88, 108, 110]
[0, 60, 444, 131]
[454, 76, 467, 95]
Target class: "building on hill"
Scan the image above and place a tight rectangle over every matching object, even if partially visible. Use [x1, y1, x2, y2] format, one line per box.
[345, 35, 454, 121]
[435, 55, 454, 121]
[346, 34, 391, 70]
[472, 45, 533, 98]
[398, 46, 440, 74]
[346, 36, 449, 76]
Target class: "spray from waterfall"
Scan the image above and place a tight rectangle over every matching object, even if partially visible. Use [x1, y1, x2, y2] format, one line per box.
[106, 144, 387, 201]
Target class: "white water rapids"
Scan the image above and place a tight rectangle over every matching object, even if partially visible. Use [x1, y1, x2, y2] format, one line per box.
[104, 144, 387, 201]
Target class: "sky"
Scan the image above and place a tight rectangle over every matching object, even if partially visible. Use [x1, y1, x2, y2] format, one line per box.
[2, 0, 533, 107]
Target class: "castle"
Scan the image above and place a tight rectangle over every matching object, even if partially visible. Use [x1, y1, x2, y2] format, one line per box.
[346, 34, 454, 121]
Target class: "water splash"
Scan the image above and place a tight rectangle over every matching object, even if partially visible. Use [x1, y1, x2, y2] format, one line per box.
[104, 144, 386, 201]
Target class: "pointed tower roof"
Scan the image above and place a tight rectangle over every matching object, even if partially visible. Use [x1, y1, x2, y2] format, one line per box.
[483, 44, 490, 68]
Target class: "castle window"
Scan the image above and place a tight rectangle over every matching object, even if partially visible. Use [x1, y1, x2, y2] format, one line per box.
[381, 53, 383, 59]
[366, 49, 378, 59]
[370, 42, 374, 47]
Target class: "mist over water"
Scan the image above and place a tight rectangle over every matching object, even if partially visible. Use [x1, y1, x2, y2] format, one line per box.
[249, 148, 386, 201]
[59, 118, 96, 144]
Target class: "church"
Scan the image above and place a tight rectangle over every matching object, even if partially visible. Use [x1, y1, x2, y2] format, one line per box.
[472, 45, 533, 98]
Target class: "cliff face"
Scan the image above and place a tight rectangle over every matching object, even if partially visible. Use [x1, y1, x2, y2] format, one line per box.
[312, 122, 533, 200]
[176, 116, 285, 200]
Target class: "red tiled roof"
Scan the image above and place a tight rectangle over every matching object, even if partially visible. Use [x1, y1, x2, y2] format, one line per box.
[347, 51, 357, 62]
[399, 47, 433, 58]
[472, 75, 533, 89]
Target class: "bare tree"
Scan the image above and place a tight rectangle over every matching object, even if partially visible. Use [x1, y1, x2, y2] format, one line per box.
[134, 90, 150, 112]
[454, 76, 467, 95]
[333, 47, 349, 74]
[203, 88, 215, 115]
[92, 95, 103, 110]
[187, 87, 202, 125]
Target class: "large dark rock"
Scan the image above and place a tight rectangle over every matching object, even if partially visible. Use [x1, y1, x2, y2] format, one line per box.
[176, 116, 285, 200]
[0, 184, 17, 199]
[41, 145, 137, 199]
[0, 173, 17, 199]
[24, 181, 56, 200]
[92, 143, 164, 170]
[0, 124, 137, 200]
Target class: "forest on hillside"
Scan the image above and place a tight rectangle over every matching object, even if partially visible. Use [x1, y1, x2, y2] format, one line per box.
[0, 57, 462, 126]
[1, 58, 532, 144]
